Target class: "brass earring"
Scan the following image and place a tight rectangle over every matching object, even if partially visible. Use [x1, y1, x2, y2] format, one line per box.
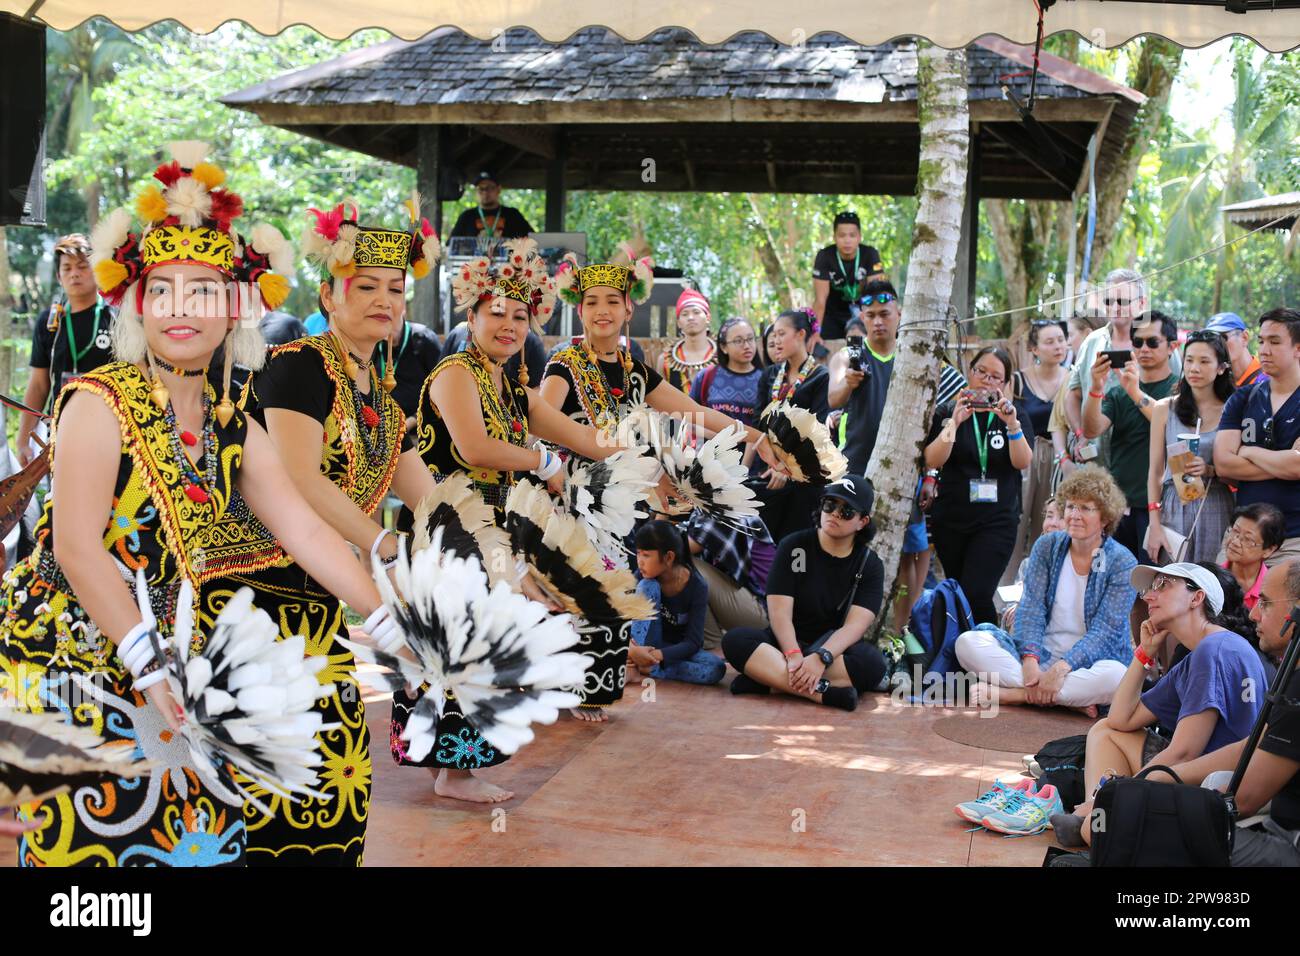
[381, 336, 398, 393]
[216, 333, 236, 427]
[146, 353, 169, 411]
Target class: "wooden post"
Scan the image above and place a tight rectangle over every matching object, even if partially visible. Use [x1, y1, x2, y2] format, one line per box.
[950, 124, 979, 339]
[545, 129, 567, 232]
[415, 124, 443, 332]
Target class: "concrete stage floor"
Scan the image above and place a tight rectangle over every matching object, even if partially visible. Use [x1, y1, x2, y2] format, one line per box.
[4, 668, 1054, 867]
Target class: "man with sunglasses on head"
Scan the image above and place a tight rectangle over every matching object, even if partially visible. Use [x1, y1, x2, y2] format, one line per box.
[1082, 311, 1180, 562]
[721, 474, 889, 711]
[828, 279, 902, 475]
[1206, 312, 1266, 388]
[1217, 308, 1300, 565]
[1065, 269, 1179, 465]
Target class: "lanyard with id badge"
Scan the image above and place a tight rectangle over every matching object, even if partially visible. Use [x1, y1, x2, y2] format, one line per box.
[54, 301, 111, 393]
[969, 412, 1000, 504]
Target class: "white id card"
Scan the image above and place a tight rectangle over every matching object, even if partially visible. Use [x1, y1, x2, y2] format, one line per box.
[969, 479, 998, 503]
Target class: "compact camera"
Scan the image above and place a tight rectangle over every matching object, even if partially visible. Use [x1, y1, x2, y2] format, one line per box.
[962, 389, 1003, 411]
[845, 334, 871, 376]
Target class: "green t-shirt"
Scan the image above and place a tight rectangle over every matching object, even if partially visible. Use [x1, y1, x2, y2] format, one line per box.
[1101, 372, 1178, 507]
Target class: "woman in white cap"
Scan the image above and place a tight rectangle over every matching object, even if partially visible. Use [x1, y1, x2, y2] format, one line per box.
[1051, 560, 1267, 847]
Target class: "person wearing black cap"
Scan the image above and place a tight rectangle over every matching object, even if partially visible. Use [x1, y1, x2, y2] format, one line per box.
[811, 211, 884, 351]
[720, 473, 889, 711]
[448, 169, 535, 246]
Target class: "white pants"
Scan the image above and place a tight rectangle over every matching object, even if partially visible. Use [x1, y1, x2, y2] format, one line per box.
[954, 629, 1128, 707]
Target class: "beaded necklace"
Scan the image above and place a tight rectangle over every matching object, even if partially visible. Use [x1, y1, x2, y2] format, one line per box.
[329, 331, 388, 462]
[467, 343, 527, 439]
[770, 354, 818, 404]
[666, 338, 716, 393]
[163, 392, 218, 504]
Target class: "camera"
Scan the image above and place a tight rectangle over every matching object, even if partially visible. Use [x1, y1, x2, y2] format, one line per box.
[845, 334, 870, 376]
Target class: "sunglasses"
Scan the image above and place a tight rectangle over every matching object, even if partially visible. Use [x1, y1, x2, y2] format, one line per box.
[1133, 336, 1166, 350]
[820, 498, 860, 520]
[1141, 574, 1200, 598]
[1264, 416, 1276, 449]
[1186, 329, 1221, 345]
[859, 293, 897, 306]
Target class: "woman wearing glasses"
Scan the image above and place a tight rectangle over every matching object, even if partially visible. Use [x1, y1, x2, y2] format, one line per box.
[721, 474, 888, 711]
[1145, 330, 1236, 563]
[924, 346, 1034, 623]
[689, 317, 763, 427]
[1050, 560, 1266, 848]
[1222, 503, 1285, 611]
[955, 466, 1137, 713]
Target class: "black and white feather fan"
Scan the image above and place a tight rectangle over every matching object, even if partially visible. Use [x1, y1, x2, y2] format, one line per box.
[413, 471, 512, 585]
[506, 479, 654, 625]
[339, 533, 590, 758]
[154, 574, 338, 815]
[758, 400, 848, 484]
[562, 449, 660, 565]
[0, 709, 151, 808]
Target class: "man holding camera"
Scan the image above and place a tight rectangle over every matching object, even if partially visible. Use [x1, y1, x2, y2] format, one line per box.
[828, 279, 901, 475]
[1082, 311, 1179, 561]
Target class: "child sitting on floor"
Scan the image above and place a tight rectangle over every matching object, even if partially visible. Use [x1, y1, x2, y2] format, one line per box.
[629, 521, 726, 685]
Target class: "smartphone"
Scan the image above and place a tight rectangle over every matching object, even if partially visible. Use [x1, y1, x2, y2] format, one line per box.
[1098, 349, 1132, 368]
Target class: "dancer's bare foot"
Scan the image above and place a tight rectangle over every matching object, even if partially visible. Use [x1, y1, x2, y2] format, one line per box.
[569, 706, 608, 722]
[434, 769, 514, 804]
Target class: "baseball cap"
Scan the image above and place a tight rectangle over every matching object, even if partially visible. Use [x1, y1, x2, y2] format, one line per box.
[1130, 563, 1224, 616]
[821, 474, 875, 515]
[1205, 312, 1246, 334]
[472, 169, 499, 186]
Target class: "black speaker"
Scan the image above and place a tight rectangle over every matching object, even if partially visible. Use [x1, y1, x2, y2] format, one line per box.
[0, 14, 46, 227]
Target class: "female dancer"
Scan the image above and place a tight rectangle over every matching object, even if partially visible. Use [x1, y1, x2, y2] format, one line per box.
[392, 241, 632, 800]
[1, 144, 405, 867]
[540, 252, 783, 720]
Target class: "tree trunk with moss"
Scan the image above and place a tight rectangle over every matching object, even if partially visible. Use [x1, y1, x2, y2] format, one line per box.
[865, 42, 969, 632]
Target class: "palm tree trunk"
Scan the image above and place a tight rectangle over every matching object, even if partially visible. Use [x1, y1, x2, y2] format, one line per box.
[865, 42, 970, 633]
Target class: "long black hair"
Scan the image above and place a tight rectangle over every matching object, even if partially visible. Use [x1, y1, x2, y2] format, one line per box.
[1201, 562, 1259, 651]
[774, 308, 817, 346]
[1172, 334, 1234, 428]
[634, 519, 693, 571]
[716, 317, 760, 370]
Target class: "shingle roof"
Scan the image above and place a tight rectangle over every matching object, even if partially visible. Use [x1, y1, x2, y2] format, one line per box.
[225, 27, 1098, 110]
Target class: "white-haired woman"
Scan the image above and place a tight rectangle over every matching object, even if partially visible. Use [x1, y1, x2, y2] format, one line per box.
[0, 145, 403, 867]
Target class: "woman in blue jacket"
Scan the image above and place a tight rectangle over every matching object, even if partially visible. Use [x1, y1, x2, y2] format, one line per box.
[954, 466, 1137, 714]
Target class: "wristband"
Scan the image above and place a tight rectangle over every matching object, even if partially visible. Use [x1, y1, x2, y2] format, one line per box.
[133, 665, 169, 692]
[1007, 430, 1023, 442]
[783, 648, 802, 658]
[370, 527, 393, 561]
[1088, 390, 1104, 399]
[1134, 646, 1155, 669]
[533, 446, 563, 481]
[1146, 501, 1162, 513]
[1022, 653, 1039, 663]
[119, 621, 161, 679]
[364, 605, 404, 654]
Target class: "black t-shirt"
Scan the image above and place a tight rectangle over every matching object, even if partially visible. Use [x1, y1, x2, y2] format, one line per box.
[251, 346, 413, 453]
[382, 322, 443, 420]
[258, 311, 307, 347]
[1261, 670, 1300, 830]
[842, 347, 895, 474]
[448, 205, 534, 240]
[29, 303, 116, 409]
[926, 399, 1035, 531]
[765, 528, 885, 646]
[811, 244, 884, 340]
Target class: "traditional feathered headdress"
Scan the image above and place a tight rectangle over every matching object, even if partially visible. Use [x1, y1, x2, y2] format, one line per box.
[555, 240, 654, 307]
[300, 189, 441, 282]
[90, 141, 293, 313]
[757, 401, 849, 484]
[452, 237, 558, 332]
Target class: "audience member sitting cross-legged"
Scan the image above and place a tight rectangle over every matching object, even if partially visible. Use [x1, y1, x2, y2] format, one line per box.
[627, 520, 726, 686]
[954, 466, 1137, 715]
[721, 474, 888, 712]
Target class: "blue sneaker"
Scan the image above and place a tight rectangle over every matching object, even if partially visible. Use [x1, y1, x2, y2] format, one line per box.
[981, 784, 1065, 836]
[954, 778, 1036, 824]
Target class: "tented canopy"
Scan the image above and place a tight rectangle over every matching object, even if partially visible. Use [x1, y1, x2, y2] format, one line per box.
[8, 0, 1300, 50]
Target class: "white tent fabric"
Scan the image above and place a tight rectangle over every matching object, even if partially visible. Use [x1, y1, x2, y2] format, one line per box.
[9, 0, 1300, 51]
